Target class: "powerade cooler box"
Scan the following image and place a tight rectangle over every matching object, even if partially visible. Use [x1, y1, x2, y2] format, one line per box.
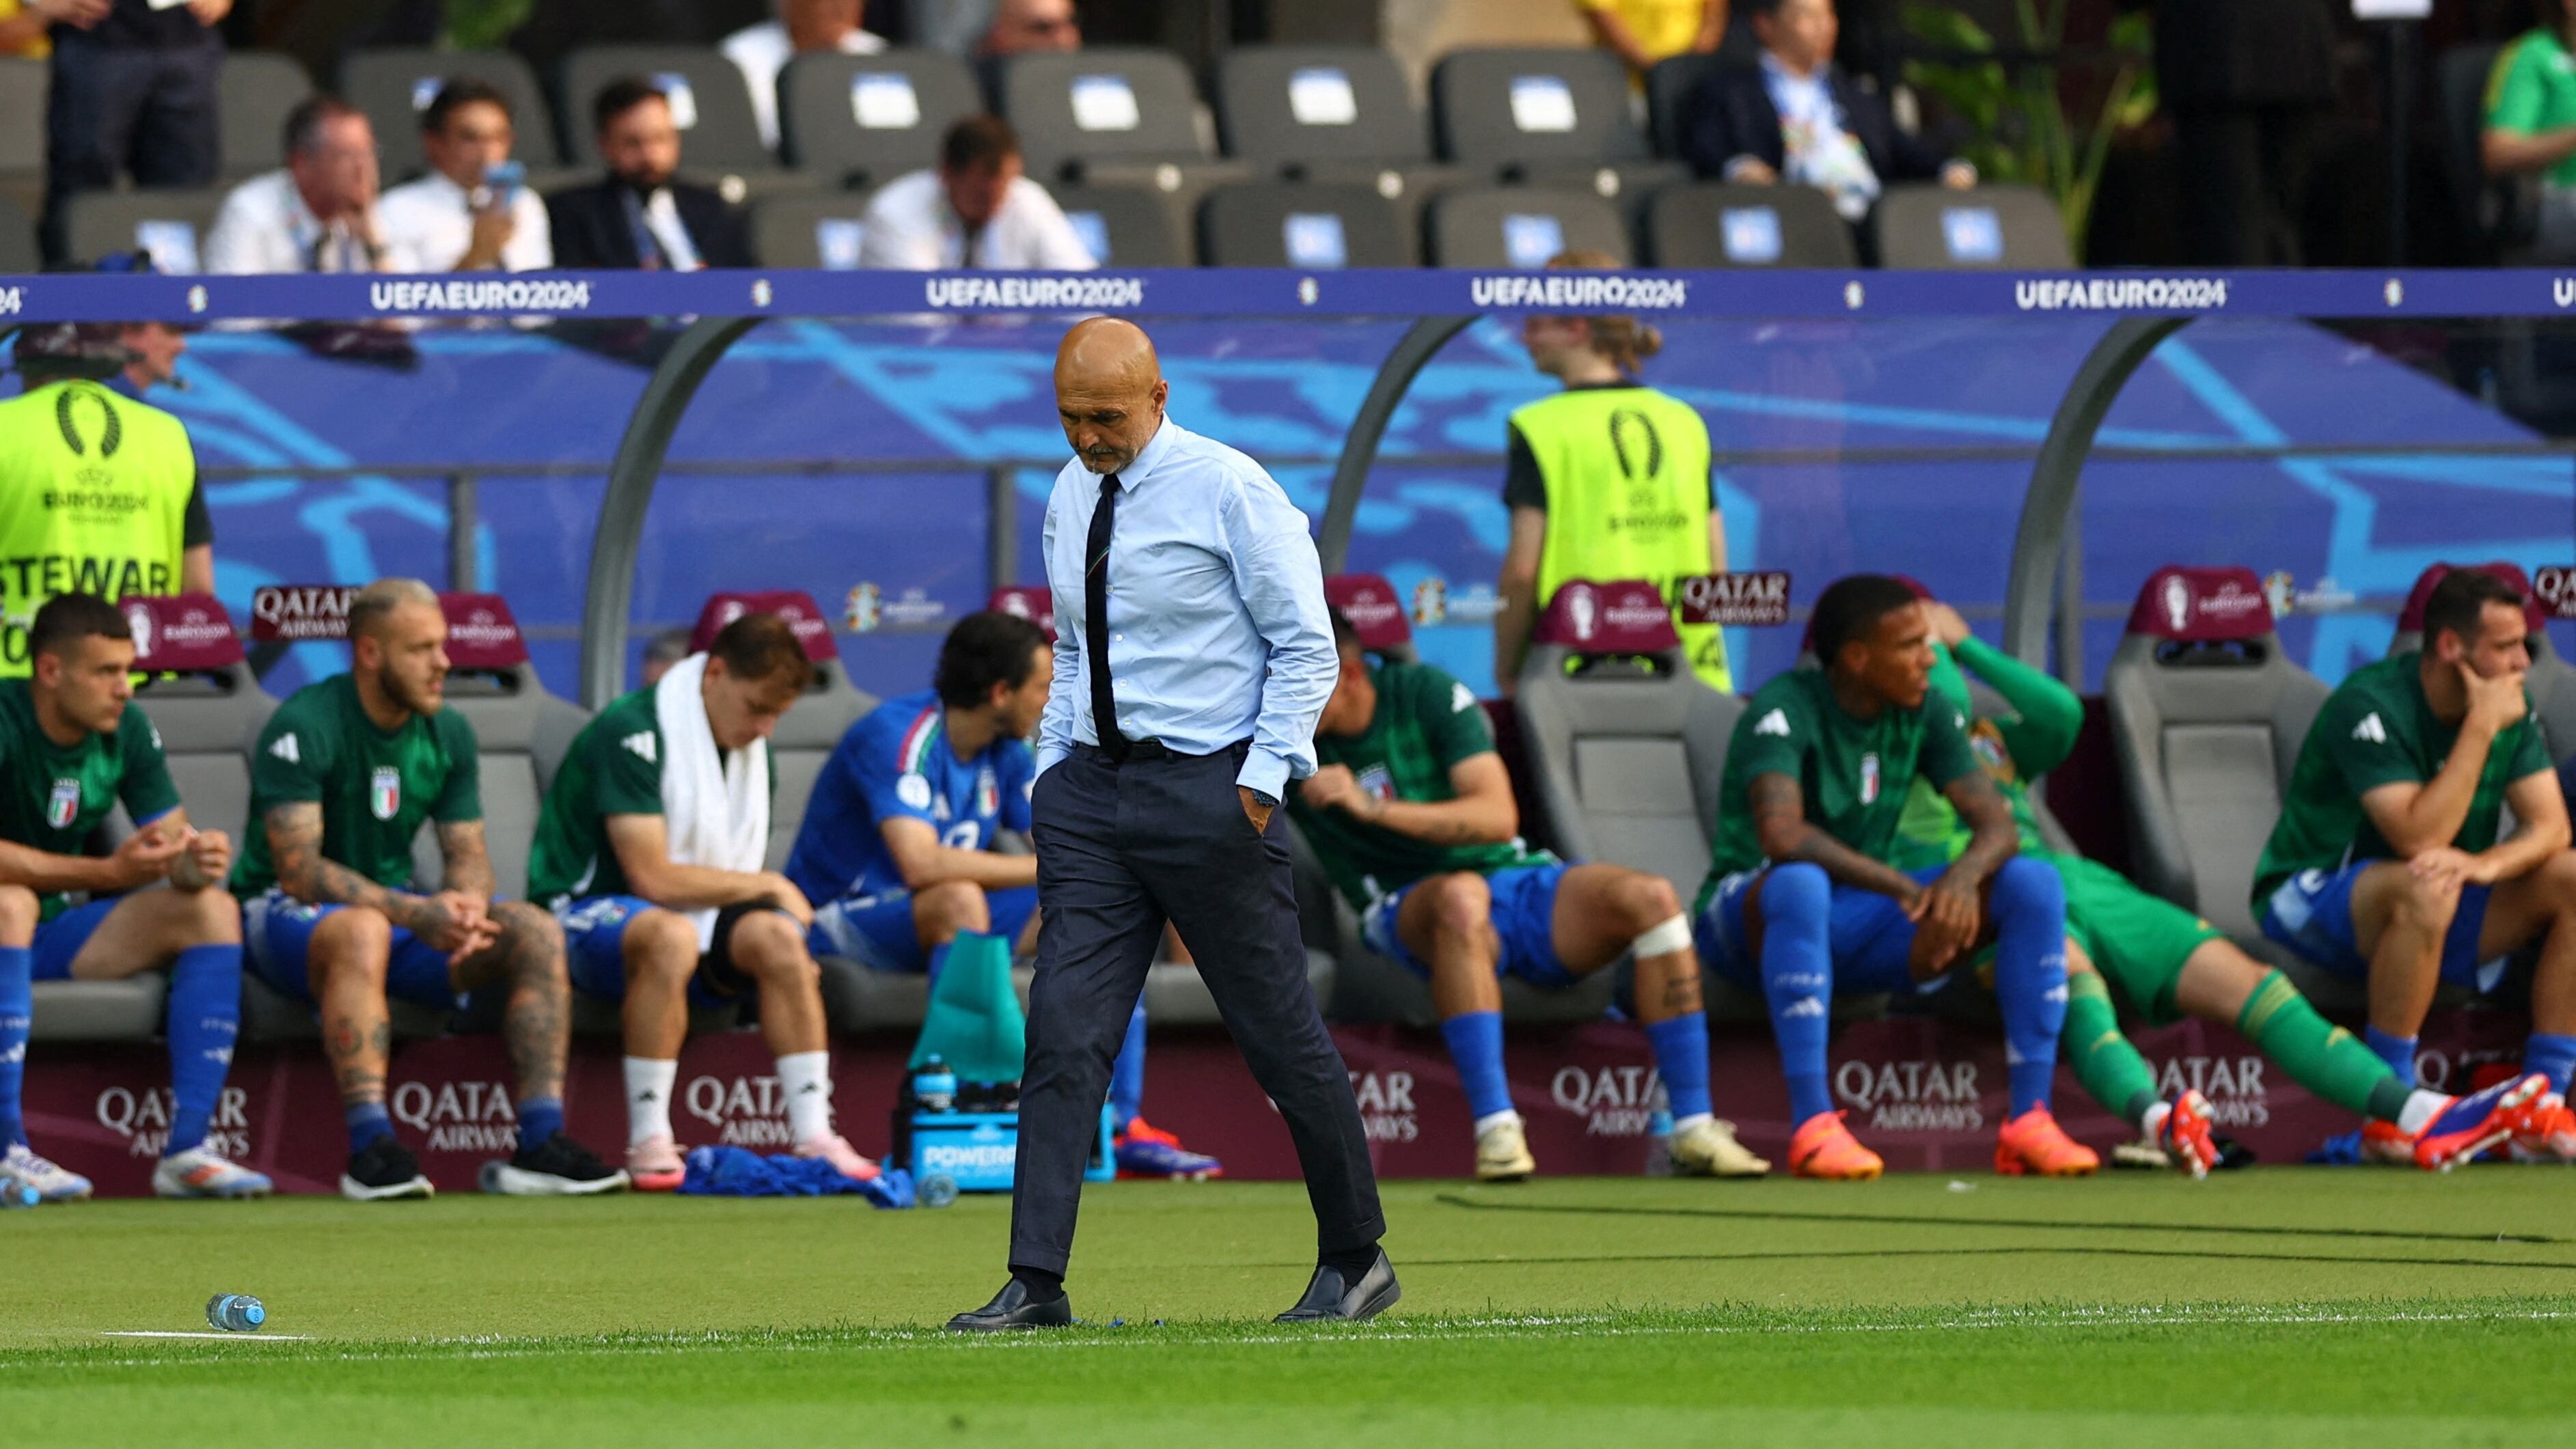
[904, 1099, 1115, 1196]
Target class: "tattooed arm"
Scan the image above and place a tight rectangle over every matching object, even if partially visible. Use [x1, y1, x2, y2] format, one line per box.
[1299, 754, 1519, 846]
[435, 819, 497, 900]
[1746, 771, 1921, 904]
[265, 801, 483, 954]
[1938, 769, 2019, 889]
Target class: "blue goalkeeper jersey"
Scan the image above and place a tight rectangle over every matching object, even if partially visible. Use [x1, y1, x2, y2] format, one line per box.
[784, 689, 1034, 905]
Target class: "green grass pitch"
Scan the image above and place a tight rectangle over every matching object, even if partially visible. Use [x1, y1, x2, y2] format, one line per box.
[3, 1170, 2571, 1446]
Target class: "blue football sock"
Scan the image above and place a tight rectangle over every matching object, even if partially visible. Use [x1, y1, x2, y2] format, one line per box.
[2364, 1025, 2418, 1084]
[1440, 1010, 1513, 1121]
[2523, 1032, 2576, 1096]
[516, 1097, 564, 1149]
[1645, 1012, 1712, 1121]
[1756, 865, 1835, 1126]
[925, 940, 952, 986]
[1109, 1002, 1147, 1132]
[345, 1101, 394, 1153]
[0, 946, 27, 1149]
[1988, 859, 2069, 1116]
[163, 944, 241, 1155]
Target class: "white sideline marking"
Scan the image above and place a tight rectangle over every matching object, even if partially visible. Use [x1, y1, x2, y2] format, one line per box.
[99, 1331, 311, 1342]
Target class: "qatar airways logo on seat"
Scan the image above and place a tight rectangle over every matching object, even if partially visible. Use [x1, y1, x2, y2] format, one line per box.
[2152, 1055, 2271, 1129]
[392, 1079, 520, 1153]
[98, 1085, 250, 1160]
[1552, 1064, 1662, 1137]
[687, 1073, 796, 1148]
[1835, 1058, 1983, 1132]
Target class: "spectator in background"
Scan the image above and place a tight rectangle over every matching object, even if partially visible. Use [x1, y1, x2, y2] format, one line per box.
[546, 77, 753, 271]
[1576, 0, 1724, 84]
[202, 96, 386, 274]
[2486, 0, 2576, 262]
[379, 79, 553, 274]
[920, 0, 1078, 58]
[722, 0, 886, 153]
[36, 0, 229, 266]
[1681, 0, 1970, 225]
[638, 626, 691, 687]
[2142, 0, 2335, 265]
[858, 115, 1093, 271]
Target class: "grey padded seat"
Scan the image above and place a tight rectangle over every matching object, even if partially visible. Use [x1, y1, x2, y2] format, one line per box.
[562, 46, 774, 176]
[1648, 181, 1856, 267]
[2105, 566, 2328, 946]
[1433, 47, 1649, 173]
[998, 48, 1208, 180]
[343, 48, 562, 180]
[60, 189, 220, 271]
[0, 193, 33, 275]
[1425, 184, 1628, 267]
[750, 190, 873, 268]
[2387, 561, 2576, 762]
[0, 57, 42, 218]
[1043, 180, 1188, 266]
[1197, 181, 1412, 267]
[218, 52, 314, 178]
[1216, 44, 1440, 178]
[1874, 183, 2073, 268]
[778, 49, 978, 187]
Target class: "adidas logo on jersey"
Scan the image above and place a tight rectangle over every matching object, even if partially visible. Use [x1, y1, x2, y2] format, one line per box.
[2351, 713, 2387, 744]
[1753, 708, 1790, 737]
[268, 732, 299, 764]
[1451, 682, 1475, 714]
[621, 731, 657, 762]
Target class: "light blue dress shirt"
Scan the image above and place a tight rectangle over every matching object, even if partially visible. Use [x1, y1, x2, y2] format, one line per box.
[1034, 416, 1337, 799]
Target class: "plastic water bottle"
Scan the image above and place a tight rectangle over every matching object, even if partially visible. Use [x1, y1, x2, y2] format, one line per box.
[918, 1172, 959, 1209]
[914, 1057, 957, 1115]
[1643, 1107, 1675, 1177]
[0, 1182, 38, 1209]
[206, 1294, 266, 1332]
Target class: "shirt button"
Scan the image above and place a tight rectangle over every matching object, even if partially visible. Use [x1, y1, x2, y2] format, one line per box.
[1114, 633, 1123, 642]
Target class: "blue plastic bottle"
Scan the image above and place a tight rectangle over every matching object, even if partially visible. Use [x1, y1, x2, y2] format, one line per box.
[1644, 1107, 1675, 1177]
[914, 1057, 957, 1115]
[206, 1294, 266, 1332]
[0, 1183, 38, 1209]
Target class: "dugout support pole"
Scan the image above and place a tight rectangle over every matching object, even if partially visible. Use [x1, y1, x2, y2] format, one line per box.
[580, 316, 763, 710]
[1317, 314, 1478, 572]
[2003, 315, 2193, 678]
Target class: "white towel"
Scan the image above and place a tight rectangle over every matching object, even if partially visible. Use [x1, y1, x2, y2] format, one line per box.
[653, 652, 770, 950]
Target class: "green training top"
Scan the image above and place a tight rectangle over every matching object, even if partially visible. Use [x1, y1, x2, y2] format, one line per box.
[527, 687, 672, 906]
[1889, 636, 2083, 872]
[2488, 29, 2576, 189]
[232, 674, 482, 896]
[0, 678, 180, 918]
[2252, 652, 2552, 907]
[1700, 667, 1981, 912]
[1285, 659, 1539, 907]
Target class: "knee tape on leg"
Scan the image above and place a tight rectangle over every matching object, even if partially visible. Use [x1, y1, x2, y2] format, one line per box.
[1631, 914, 1694, 959]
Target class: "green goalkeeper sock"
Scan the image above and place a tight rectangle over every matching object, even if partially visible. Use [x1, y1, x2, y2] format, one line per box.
[2235, 969, 2409, 1120]
[2064, 970, 2159, 1127]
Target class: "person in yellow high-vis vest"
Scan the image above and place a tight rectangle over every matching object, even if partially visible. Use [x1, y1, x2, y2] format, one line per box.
[1493, 251, 1729, 695]
[0, 323, 212, 676]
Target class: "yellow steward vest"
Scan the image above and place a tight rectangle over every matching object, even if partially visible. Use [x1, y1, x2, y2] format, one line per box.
[0, 379, 194, 674]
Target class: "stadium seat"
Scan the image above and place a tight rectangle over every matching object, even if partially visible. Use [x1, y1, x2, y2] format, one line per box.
[777, 49, 979, 188]
[998, 48, 1208, 180]
[750, 190, 875, 269]
[1215, 44, 1426, 169]
[987, 585, 1053, 636]
[2103, 566, 2329, 940]
[1431, 48, 1652, 173]
[1873, 183, 2074, 268]
[1425, 184, 1628, 267]
[1643, 53, 1722, 161]
[1324, 572, 1418, 664]
[1647, 182, 1856, 267]
[2387, 561, 2576, 760]
[342, 48, 562, 180]
[1043, 180, 1188, 266]
[1197, 181, 1412, 267]
[2438, 43, 2528, 263]
[562, 46, 774, 176]
[218, 52, 316, 179]
[0, 57, 43, 220]
[60, 189, 220, 272]
[0, 192, 33, 275]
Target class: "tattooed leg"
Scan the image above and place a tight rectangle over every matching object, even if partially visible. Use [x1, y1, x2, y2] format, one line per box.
[311, 908, 396, 1108]
[458, 903, 570, 1103]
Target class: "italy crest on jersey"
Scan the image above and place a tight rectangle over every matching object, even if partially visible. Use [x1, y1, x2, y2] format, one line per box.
[45, 778, 79, 831]
[976, 766, 999, 819]
[1859, 752, 1880, 805]
[1357, 764, 1396, 801]
[370, 767, 401, 820]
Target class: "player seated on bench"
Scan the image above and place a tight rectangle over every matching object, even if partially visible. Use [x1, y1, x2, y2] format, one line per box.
[238, 578, 622, 1200]
[529, 610, 878, 1192]
[1289, 608, 1767, 1182]
[1897, 590, 2540, 1174]
[2255, 566, 2570, 1161]
[0, 594, 266, 1202]
[784, 611, 1221, 1179]
[1695, 573, 2095, 1181]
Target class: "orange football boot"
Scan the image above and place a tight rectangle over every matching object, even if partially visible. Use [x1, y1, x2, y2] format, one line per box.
[1994, 1105, 2100, 1177]
[1787, 1111, 1883, 1181]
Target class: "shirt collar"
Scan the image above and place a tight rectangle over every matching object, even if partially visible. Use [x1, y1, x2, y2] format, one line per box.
[1759, 49, 1827, 89]
[1114, 415, 1179, 488]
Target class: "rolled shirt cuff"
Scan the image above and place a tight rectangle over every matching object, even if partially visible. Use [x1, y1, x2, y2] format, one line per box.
[1235, 749, 1294, 800]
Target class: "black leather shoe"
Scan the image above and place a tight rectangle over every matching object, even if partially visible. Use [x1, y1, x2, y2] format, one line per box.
[1274, 1249, 1400, 1323]
[945, 1280, 1074, 1332]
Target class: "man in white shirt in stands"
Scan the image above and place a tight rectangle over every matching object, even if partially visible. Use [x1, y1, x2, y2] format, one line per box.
[721, 0, 886, 154]
[858, 116, 1094, 271]
[377, 79, 553, 274]
[203, 96, 387, 275]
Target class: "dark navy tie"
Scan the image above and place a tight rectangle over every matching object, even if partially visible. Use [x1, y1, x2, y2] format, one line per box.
[1084, 473, 1128, 761]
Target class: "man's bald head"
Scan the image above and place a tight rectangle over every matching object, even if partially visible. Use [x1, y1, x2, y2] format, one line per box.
[1055, 318, 1168, 475]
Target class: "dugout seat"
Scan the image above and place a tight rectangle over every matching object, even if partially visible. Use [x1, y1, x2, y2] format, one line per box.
[2387, 561, 2576, 762]
[218, 52, 314, 179]
[1325, 573, 1419, 664]
[1425, 184, 1628, 267]
[1873, 183, 2074, 269]
[2104, 566, 2329, 941]
[561, 46, 774, 176]
[1213, 42, 1474, 216]
[1196, 181, 1411, 268]
[750, 191, 874, 269]
[1043, 180, 1188, 266]
[344, 49, 562, 180]
[31, 597, 266, 1043]
[0, 193, 33, 276]
[1647, 182, 1856, 268]
[0, 57, 42, 221]
[402, 594, 584, 905]
[778, 49, 979, 188]
[59, 189, 219, 272]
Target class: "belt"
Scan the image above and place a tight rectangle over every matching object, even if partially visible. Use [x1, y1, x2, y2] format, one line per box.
[1079, 737, 1247, 765]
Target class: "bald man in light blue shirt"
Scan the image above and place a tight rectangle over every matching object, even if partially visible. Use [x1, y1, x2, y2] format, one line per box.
[950, 318, 1393, 1334]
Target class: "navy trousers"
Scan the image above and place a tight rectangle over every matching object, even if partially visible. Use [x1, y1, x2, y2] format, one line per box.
[1008, 741, 1384, 1277]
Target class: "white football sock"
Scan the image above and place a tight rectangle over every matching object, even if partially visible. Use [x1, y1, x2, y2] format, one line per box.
[2398, 1090, 2448, 1136]
[623, 1058, 676, 1147]
[778, 1051, 835, 1143]
[1472, 1109, 1523, 1137]
[1672, 1112, 1713, 1133]
[2139, 1101, 2171, 1141]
